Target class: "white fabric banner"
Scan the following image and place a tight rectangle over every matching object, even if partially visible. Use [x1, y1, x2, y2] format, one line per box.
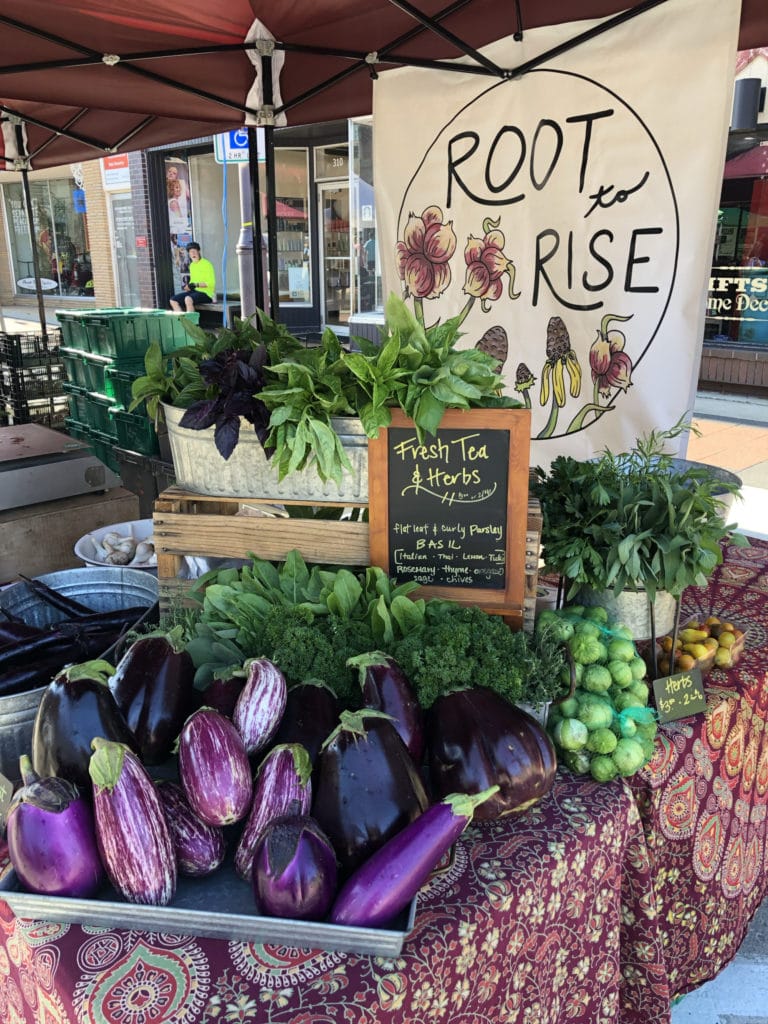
[372, 0, 741, 466]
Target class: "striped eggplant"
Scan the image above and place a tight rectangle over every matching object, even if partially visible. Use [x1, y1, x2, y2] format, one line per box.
[234, 743, 313, 881]
[232, 658, 287, 756]
[178, 708, 252, 827]
[348, 652, 425, 764]
[89, 738, 177, 905]
[109, 629, 195, 764]
[312, 709, 429, 876]
[252, 814, 337, 921]
[329, 787, 499, 928]
[156, 780, 226, 877]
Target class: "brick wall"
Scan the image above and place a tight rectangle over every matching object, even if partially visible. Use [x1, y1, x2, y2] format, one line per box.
[129, 151, 160, 308]
[81, 160, 117, 307]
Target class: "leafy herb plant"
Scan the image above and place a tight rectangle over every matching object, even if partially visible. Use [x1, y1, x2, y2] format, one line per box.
[530, 418, 749, 601]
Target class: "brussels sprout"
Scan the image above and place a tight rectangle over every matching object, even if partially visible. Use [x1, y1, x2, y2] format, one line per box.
[629, 656, 647, 681]
[563, 749, 592, 775]
[576, 698, 613, 732]
[608, 660, 634, 689]
[590, 755, 619, 783]
[553, 717, 589, 751]
[574, 620, 602, 639]
[558, 696, 580, 718]
[627, 680, 650, 704]
[612, 624, 635, 641]
[606, 638, 636, 663]
[612, 691, 646, 713]
[583, 665, 612, 694]
[569, 634, 608, 666]
[618, 715, 638, 739]
[535, 610, 574, 643]
[583, 606, 609, 624]
[612, 737, 646, 776]
[586, 727, 618, 755]
[635, 719, 659, 742]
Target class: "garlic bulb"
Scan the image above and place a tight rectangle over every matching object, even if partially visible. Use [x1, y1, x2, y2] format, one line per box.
[132, 540, 156, 565]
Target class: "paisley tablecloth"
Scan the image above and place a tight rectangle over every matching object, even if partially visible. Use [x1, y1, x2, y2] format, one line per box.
[0, 537, 767, 1024]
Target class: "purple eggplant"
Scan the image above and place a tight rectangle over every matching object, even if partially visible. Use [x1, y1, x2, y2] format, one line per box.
[252, 814, 337, 921]
[234, 743, 313, 881]
[156, 780, 226, 877]
[31, 661, 139, 790]
[178, 708, 252, 827]
[426, 687, 557, 820]
[232, 657, 287, 756]
[329, 787, 498, 927]
[194, 670, 246, 719]
[348, 652, 425, 764]
[273, 681, 341, 766]
[312, 709, 429, 876]
[19, 574, 94, 617]
[109, 630, 195, 764]
[6, 755, 105, 898]
[89, 738, 177, 905]
[0, 618, 45, 646]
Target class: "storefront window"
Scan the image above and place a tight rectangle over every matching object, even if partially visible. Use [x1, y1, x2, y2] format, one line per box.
[350, 119, 382, 316]
[2, 177, 92, 299]
[260, 148, 311, 306]
[706, 175, 768, 346]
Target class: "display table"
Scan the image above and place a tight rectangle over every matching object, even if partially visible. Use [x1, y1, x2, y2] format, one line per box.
[0, 538, 766, 1024]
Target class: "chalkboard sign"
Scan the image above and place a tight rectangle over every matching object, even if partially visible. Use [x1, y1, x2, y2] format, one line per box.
[652, 668, 707, 723]
[368, 408, 531, 623]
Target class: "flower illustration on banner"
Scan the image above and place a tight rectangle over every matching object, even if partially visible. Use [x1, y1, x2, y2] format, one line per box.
[564, 313, 634, 434]
[537, 316, 582, 438]
[462, 216, 521, 315]
[396, 205, 457, 305]
[514, 362, 536, 409]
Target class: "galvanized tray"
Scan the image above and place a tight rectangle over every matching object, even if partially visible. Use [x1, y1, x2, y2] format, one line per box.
[0, 857, 417, 957]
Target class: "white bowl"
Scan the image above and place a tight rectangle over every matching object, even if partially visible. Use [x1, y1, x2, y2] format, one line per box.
[74, 518, 157, 571]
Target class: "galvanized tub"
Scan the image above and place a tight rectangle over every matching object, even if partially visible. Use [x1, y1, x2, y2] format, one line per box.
[0, 568, 158, 781]
[163, 403, 369, 501]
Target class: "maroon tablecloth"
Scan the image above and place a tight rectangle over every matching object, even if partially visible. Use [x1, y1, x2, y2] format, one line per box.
[0, 538, 766, 1024]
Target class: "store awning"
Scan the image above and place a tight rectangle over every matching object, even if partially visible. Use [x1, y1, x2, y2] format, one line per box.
[1, 0, 767, 171]
[724, 141, 768, 178]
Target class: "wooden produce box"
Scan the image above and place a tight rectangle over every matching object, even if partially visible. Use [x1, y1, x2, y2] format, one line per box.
[153, 488, 541, 630]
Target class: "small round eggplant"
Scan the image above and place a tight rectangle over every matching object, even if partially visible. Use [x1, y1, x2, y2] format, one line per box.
[348, 652, 425, 764]
[252, 814, 337, 921]
[426, 687, 557, 819]
[156, 780, 226, 877]
[312, 709, 428, 876]
[109, 631, 195, 764]
[178, 708, 252, 827]
[6, 755, 104, 898]
[31, 661, 139, 790]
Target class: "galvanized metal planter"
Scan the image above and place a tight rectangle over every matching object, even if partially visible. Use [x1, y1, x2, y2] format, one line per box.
[575, 586, 677, 641]
[163, 403, 369, 501]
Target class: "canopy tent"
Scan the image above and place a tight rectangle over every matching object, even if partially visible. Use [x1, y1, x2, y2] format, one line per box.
[1, 0, 767, 170]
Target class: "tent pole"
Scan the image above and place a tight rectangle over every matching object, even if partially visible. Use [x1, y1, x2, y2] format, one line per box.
[261, 54, 280, 319]
[19, 165, 48, 341]
[247, 125, 266, 314]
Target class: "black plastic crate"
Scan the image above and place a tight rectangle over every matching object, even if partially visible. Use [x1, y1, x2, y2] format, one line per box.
[3, 395, 69, 430]
[115, 447, 176, 517]
[0, 329, 62, 368]
[1, 362, 66, 403]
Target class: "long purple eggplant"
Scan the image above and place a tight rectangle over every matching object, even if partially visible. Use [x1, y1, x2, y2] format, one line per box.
[156, 780, 226, 877]
[6, 755, 105, 898]
[31, 661, 139, 790]
[348, 652, 425, 764]
[426, 687, 557, 819]
[89, 738, 177, 905]
[329, 787, 498, 927]
[19, 574, 94, 617]
[109, 630, 195, 764]
[234, 743, 313, 881]
[232, 657, 287, 756]
[178, 708, 252, 826]
[273, 681, 341, 766]
[312, 709, 429, 876]
[252, 814, 337, 921]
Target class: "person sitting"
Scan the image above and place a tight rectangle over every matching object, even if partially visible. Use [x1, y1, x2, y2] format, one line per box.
[170, 242, 216, 312]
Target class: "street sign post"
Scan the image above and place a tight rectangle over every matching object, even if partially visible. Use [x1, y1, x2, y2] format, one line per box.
[214, 128, 264, 163]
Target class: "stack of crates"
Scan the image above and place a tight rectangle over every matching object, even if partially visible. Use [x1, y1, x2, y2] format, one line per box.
[59, 308, 199, 474]
[0, 328, 68, 428]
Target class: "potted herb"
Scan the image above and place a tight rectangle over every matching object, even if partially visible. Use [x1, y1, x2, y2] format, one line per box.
[530, 419, 748, 635]
[132, 294, 519, 499]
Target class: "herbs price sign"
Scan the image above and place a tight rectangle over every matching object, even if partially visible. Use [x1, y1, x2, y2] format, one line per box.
[368, 408, 531, 625]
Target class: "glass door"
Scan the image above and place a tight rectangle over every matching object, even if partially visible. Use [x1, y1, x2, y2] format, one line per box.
[317, 182, 351, 329]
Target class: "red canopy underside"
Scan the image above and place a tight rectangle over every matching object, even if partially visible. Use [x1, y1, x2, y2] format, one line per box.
[1, 0, 766, 169]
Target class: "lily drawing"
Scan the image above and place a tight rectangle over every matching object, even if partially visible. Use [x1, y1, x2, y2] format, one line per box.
[564, 313, 634, 434]
[395, 205, 456, 326]
[461, 215, 521, 321]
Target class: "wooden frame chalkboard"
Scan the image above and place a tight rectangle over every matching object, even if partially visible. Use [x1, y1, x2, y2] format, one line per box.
[368, 408, 532, 626]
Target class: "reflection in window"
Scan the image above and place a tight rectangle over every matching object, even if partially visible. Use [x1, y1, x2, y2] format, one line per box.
[260, 149, 311, 305]
[351, 119, 382, 316]
[2, 178, 92, 299]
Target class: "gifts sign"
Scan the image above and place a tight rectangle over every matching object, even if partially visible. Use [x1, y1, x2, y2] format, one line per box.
[373, 0, 741, 467]
[368, 409, 531, 625]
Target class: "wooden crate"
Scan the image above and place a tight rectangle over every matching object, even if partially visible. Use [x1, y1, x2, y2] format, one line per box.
[154, 487, 541, 629]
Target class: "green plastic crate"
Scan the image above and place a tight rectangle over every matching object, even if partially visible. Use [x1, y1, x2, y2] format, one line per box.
[89, 427, 121, 474]
[111, 408, 160, 456]
[104, 362, 148, 411]
[65, 417, 90, 443]
[56, 310, 95, 352]
[62, 382, 88, 422]
[83, 392, 117, 437]
[84, 309, 200, 360]
[80, 353, 115, 395]
[60, 348, 89, 388]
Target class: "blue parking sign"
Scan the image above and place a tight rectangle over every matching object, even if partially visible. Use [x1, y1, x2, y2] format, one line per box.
[214, 128, 264, 163]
